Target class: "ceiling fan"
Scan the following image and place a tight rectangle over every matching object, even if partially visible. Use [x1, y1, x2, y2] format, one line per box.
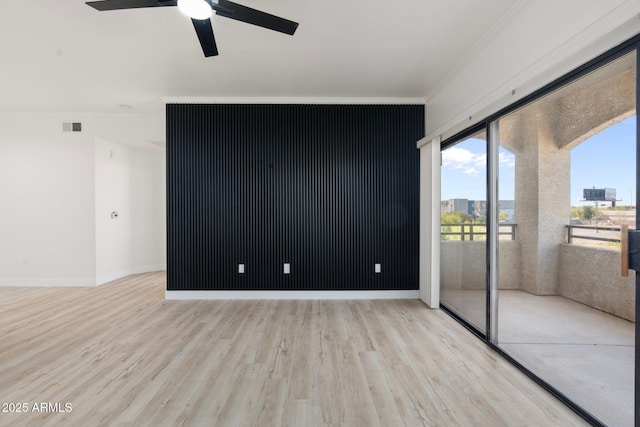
[86, 0, 299, 57]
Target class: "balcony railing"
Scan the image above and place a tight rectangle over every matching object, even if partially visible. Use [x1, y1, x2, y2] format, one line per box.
[441, 223, 517, 241]
[566, 224, 622, 244]
[441, 223, 628, 244]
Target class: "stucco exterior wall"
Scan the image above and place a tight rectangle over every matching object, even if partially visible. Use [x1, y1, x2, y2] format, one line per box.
[441, 240, 633, 321]
[440, 240, 521, 291]
[558, 244, 635, 321]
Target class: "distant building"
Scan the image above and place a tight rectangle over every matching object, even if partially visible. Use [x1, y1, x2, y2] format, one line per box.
[441, 199, 470, 214]
[441, 198, 515, 222]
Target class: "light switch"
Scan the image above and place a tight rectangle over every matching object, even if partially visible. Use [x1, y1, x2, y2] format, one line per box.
[284, 263, 290, 274]
[375, 263, 381, 273]
[238, 264, 245, 274]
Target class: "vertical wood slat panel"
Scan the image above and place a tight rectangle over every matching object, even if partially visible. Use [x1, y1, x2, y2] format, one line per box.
[167, 104, 424, 291]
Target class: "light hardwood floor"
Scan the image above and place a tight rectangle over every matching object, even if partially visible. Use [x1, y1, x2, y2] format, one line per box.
[0, 272, 587, 426]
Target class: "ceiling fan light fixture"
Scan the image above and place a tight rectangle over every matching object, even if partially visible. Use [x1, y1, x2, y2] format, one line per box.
[177, 0, 212, 20]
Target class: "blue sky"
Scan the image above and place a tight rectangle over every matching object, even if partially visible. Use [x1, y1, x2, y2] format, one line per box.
[571, 116, 636, 206]
[441, 116, 636, 206]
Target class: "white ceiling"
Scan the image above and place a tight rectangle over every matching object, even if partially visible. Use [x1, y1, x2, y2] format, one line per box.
[0, 0, 516, 115]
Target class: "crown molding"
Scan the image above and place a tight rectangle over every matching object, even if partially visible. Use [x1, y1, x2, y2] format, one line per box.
[161, 97, 425, 105]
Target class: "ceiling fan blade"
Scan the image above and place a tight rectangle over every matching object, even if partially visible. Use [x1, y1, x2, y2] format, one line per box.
[215, 0, 298, 35]
[86, 0, 177, 11]
[192, 18, 219, 57]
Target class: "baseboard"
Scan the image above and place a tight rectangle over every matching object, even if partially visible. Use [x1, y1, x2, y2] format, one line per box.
[96, 270, 133, 286]
[165, 289, 420, 300]
[0, 278, 97, 287]
[0, 265, 166, 287]
[96, 264, 166, 286]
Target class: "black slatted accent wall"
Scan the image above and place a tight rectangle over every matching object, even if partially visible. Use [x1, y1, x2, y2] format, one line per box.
[167, 104, 424, 291]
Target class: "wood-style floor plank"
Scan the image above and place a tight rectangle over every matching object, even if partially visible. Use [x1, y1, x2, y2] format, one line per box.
[0, 272, 587, 426]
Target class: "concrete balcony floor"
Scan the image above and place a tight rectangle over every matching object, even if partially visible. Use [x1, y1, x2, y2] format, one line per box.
[441, 289, 634, 427]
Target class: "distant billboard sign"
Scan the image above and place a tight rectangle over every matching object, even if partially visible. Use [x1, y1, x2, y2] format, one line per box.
[583, 188, 616, 201]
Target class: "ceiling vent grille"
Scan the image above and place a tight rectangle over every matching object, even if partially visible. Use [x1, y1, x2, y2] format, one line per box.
[62, 122, 82, 132]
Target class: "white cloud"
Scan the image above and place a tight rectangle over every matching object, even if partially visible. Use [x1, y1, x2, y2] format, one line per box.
[442, 147, 486, 175]
[463, 167, 479, 176]
[442, 147, 476, 165]
[442, 146, 515, 176]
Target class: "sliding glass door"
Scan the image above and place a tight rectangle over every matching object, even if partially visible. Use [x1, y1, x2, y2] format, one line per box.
[439, 41, 639, 426]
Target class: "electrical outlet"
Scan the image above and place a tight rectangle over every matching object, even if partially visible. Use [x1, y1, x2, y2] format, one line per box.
[375, 263, 381, 273]
[284, 263, 290, 274]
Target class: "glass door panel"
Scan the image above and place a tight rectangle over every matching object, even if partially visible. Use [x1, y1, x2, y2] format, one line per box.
[495, 51, 636, 427]
[440, 130, 487, 333]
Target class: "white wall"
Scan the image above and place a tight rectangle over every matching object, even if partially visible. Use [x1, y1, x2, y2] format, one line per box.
[95, 138, 132, 284]
[424, 0, 640, 141]
[0, 116, 96, 285]
[418, 137, 441, 308]
[0, 113, 165, 286]
[128, 145, 166, 275]
[95, 138, 165, 285]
